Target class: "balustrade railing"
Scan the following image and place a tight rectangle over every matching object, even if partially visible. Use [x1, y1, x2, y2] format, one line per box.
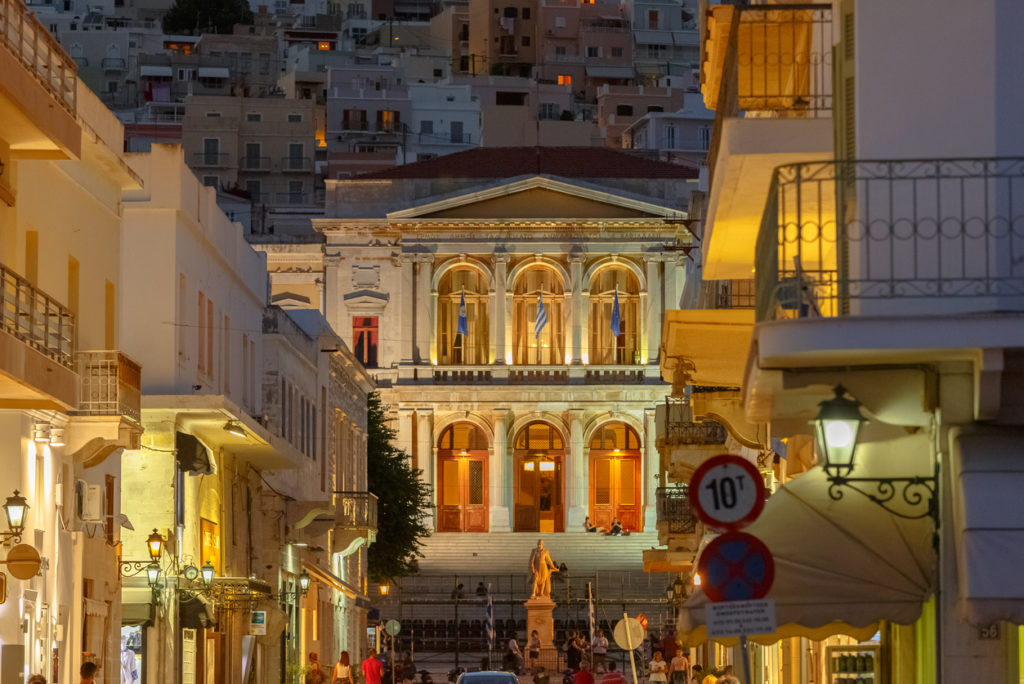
[0, 0, 77, 114]
[655, 486, 700, 534]
[336, 491, 378, 531]
[0, 264, 74, 368]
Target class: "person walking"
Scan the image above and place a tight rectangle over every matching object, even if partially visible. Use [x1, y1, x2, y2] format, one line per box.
[306, 653, 327, 684]
[592, 630, 609, 674]
[528, 630, 542, 672]
[648, 651, 669, 684]
[363, 651, 384, 684]
[566, 631, 582, 670]
[333, 651, 354, 684]
[669, 651, 689, 684]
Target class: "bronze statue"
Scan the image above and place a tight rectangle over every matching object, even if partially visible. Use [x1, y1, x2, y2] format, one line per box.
[529, 539, 559, 599]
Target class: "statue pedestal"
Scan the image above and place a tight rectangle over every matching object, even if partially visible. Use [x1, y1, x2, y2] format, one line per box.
[524, 596, 556, 648]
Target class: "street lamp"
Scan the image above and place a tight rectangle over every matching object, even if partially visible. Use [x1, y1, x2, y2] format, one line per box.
[666, 576, 685, 603]
[815, 384, 937, 524]
[379, 584, 390, 596]
[2, 490, 28, 542]
[298, 571, 311, 596]
[146, 562, 161, 588]
[146, 529, 165, 561]
[200, 561, 216, 586]
[813, 385, 867, 478]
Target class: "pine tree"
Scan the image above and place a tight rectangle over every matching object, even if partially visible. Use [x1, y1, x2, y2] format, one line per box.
[366, 392, 431, 582]
[162, 0, 254, 35]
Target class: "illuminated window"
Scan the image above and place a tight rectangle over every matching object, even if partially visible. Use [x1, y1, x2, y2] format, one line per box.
[589, 267, 640, 365]
[317, 41, 331, 51]
[437, 423, 489, 532]
[377, 109, 400, 132]
[556, 74, 572, 86]
[353, 316, 378, 367]
[438, 268, 489, 365]
[513, 267, 564, 365]
[589, 422, 642, 532]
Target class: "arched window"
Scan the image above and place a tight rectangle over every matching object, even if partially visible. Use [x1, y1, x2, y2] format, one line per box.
[438, 268, 489, 365]
[437, 423, 489, 532]
[589, 422, 643, 532]
[590, 268, 641, 365]
[513, 267, 565, 365]
[513, 422, 565, 532]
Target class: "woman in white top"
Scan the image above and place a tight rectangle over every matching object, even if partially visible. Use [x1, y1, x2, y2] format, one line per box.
[333, 651, 354, 684]
[648, 651, 669, 684]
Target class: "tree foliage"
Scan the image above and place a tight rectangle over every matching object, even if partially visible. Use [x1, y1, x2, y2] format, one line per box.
[162, 0, 254, 35]
[366, 392, 432, 582]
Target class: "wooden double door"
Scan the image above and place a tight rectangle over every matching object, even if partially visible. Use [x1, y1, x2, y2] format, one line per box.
[589, 451, 641, 532]
[438, 451, 488, 532]
[513, 450, 565, 533]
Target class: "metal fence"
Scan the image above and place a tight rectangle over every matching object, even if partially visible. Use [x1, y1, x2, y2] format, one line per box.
[655, 487, 700, 535]
[0, 263, 75, 368]
[756, 158, 1024, 321]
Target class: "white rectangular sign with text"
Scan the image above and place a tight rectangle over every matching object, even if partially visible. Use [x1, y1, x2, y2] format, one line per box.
[706, 599, 777, 638]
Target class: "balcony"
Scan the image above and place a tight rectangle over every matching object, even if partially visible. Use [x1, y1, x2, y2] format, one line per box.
[0, 0, 80, 157]
[274, 191, 322, 206]
[700, 3, 835, 280]
[648, 486, 702, 565]
[0, 263, 77, 408]
[655, 486, 699, 535]
[102, 57, 126, 72]
[756, 158, 1024, 322]
[424, 364, 654, 385]
[280, 156, 312, 172]
[241, 156, 270, 171]
[655, 397, 729, 482]
[334, 490, 378, 556]
[192, 152, 230, 168]
[74, 350, 142, 423]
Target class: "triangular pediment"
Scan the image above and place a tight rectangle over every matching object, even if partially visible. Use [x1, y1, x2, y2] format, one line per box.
[387, 176, 686, 221]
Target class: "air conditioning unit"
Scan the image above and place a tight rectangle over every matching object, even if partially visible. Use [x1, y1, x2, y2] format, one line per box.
[76, 480, 103, 523]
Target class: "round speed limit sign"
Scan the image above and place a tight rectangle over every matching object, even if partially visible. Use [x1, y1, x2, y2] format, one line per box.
[688, 454, 766, 530]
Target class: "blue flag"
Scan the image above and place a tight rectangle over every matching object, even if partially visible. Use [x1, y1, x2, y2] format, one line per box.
[610, 286, 621, 337]
[485, 586, 495, 651]
[457, 289, 468, 337]
[535, 293, 547, 339]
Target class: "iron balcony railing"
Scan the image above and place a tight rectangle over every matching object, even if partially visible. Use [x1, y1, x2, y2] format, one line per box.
[0, 264, 75, 367]
[756, 158, 1024, 322]
[241, 155, 270, 171]
[192, 152, 230, 167]
[336, 491, 378, 531]
[74, 350, 142, 422]
[101, 57, 126, 71]
[280, 156, 311, 172]
[656, 486, 700, 534]
[0, 0, 77, 115]
[697, 279, 756, 310]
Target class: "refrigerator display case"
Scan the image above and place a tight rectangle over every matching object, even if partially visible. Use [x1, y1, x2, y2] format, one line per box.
[826, 643, 881, 684]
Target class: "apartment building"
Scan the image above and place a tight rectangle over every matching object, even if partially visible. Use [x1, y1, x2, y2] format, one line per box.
[621, 101, 714, 167]
[622, 0, 699, 82]
[468, 0, 539, 77]
[326, 65, 412, 177]
[182, 95, 321, 208]
[659, 1, 1024, 681]
[596, 83, 684, 148]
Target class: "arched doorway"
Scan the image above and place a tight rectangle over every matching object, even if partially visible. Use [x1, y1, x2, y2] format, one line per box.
[589, 422, 642, 532]
[437, 267, 489, 365]
[437, 422, 489, 532]
[513, 422, 565, 532]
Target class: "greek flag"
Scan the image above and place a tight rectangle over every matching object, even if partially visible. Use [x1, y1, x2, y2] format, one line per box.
[485, 586, 495, 651]
[535, 293, 547, 339]
[610, 286, 621, 337]
[588, 582, 596, 645]
[457, 289, 469, 337]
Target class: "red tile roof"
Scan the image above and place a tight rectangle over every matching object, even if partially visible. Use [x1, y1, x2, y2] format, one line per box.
[355, 147, 699, 180]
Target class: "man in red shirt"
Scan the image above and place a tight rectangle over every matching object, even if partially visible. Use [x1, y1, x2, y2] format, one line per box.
[600, 662, 627, 684]
[574, 663, 594, 684]
[362, 651, 383, 684]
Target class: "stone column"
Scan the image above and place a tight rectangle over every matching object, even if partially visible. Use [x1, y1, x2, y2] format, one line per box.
[664, 254, 687, 311]
[567, 409, 587, 530]
[569, 254, 585, 364]
[324, 254, 342, 332]
[399, 255, 415, 365]
[397, 409, 415, 467]
[644, 254, 663, 365]
[416, 410, 435, 528]
[644, 408, 658, 531]
[492, 253, 509, 364]
[415, 255, 434, 364]
[489, 409, 511, 531]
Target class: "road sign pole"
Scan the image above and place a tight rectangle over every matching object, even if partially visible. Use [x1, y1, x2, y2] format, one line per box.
[623, 612, 639, 684]
[739, 634, 752, 684]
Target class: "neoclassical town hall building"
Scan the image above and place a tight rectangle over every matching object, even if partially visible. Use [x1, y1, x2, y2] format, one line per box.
[259, 147, 697, 574]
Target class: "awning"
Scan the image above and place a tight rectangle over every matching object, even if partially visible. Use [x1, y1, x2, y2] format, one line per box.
[198, 67, 229, 79]
[585, 66, 635, 79]
[303, 561, 359, 600]
[140, 65, 172, 77]
[634, 30, 669, 46]
[176, 431, 212, 474]
[952, 425, 1024, 624]
[680, 437, 935, 645]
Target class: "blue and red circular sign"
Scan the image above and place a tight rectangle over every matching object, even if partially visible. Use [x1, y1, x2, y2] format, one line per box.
[697, 530, 775, 603]
[689, 454, 766, 531]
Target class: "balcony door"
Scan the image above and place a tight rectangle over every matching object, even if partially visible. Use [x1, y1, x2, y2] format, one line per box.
[437, 423, 488, 532]
[588, 422, 642, 532]
[513, 422, 565, 533]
